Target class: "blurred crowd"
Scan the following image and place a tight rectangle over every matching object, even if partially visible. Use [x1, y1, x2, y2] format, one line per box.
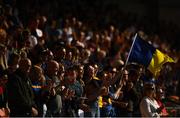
[0, 0, 180, 117]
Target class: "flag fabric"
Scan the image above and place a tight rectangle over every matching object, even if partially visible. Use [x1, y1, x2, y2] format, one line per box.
[128, 35, 174, 77]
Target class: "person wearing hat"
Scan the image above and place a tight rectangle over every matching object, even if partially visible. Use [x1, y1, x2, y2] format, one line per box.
[140, 83, 164, 117]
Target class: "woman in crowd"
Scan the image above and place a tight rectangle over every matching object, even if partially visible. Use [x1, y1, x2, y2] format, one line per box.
[140, 83, 164, 117]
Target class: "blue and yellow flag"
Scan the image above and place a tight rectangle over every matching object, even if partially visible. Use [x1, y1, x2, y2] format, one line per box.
[128, 35, 174, 77]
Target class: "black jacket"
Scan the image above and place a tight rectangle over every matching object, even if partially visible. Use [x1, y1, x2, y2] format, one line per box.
[7, 69, 36, 116]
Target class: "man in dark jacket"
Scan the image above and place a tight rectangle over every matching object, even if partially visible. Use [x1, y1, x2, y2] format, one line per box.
[7, 58, 38, 117]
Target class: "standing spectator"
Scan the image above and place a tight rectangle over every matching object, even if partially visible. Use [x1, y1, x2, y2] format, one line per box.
[0, 52, 20, 117]
[83, 64, 102, 117]
[98, 71, 116, 117]
[63, 48, 73, 69]
[140, 83, 163, 117]
[53, 46, 66, 64]
[128, 67, 143, 116]
[29, 65, 46, 117]
[44, 60, 62, 117]
[7, 52, 20, 74]
[7, 58, 38, 117]
[0, 73, 9, 117]
[74, 64, 85, 87]
[0, 44, 8, 78]
[155, 87, 169, 117]
[62, 66, 84, 117]
[0, 28, 8, 79]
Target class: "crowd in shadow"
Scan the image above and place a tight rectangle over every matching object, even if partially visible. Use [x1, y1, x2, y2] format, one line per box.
[0, 0, 180, 117]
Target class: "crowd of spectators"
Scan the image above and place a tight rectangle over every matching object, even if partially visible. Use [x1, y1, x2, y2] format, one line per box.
[0, 0, 180, 117]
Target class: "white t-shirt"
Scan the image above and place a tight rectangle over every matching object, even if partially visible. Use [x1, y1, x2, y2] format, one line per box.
[140, 96, 160, 117]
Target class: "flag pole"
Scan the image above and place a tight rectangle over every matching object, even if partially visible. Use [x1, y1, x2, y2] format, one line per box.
[124, 33, 138, 66]
[114, 33, 138, 99]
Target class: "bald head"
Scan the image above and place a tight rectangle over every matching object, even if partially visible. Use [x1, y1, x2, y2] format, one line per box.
[19, 58, 32, 74]
[46, 60, 59, 76]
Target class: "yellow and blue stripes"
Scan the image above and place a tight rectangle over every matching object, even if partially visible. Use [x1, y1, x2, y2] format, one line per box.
[129, 35, 174, 77]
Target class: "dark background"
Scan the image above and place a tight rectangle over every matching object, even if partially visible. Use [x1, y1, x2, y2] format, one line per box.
[5, 0, 179, 26]
[1, 0, 180, 50]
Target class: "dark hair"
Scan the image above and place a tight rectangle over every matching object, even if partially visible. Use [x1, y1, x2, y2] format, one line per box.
[8, 52, 20, 66]
[128, 69, 139, 76]
[144, 83, 155, 91]
[0, 5, 4, 16]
